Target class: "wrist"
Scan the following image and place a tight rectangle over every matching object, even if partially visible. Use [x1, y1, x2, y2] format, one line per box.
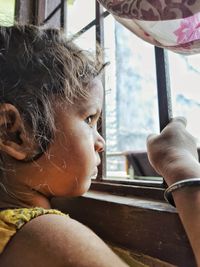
[164, 178, 200, 207]
[163, 158, 200, 186]
[172, 186, 200, 211]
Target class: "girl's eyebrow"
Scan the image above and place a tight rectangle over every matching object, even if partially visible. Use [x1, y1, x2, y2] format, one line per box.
[77, 102, 101, 115]
[78, 98, 102, 110]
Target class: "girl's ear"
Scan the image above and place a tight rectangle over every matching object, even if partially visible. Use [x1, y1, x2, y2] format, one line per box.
[0, 103, 35, 160]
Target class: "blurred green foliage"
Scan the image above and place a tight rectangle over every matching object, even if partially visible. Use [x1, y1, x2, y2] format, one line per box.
[0, 0, 15, 25]
[68, 0, 75, 5]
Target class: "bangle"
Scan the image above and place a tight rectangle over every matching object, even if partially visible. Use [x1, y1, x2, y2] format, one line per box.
[164, 178, 200, 207]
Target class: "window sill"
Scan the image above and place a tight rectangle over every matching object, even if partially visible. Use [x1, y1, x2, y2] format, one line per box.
[90, 180, 165, 201]
[83, 190, 175, 213]
[52, 188, 195, 267]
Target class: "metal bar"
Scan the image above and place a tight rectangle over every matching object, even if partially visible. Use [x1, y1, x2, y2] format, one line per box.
[96, 1, 106, 180]
[34, 0, 46, 25]
[60, 0, 67, 31]
[154, 47, 172, 132]
[71, 11, 109, 41]
[96, 1, 104, 45]
[15, 0, 34, 24]
[155, 47, 172, 187]
[42, 3, 61, 24]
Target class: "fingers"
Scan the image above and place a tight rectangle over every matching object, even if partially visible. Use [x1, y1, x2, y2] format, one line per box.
[147, 116, 188, 145]
[157, 117, 187, 136]
[146, 133, 158, 144]
[147, 117, 187, 141]
[169, 116, 187, 128]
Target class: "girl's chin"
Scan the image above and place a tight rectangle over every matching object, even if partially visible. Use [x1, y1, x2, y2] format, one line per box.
[73, 179, 92, 197]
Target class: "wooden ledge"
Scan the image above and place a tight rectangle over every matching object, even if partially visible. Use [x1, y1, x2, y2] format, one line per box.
[52, 190, 195, 267]
[83, 190, 175, 213]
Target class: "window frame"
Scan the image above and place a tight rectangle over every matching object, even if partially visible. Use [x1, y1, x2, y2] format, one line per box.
[52, 190, 196, 267]
[15, 0, 67, 28]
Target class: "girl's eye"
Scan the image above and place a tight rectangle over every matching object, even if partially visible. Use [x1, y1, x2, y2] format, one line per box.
[85, 116, 93, 126]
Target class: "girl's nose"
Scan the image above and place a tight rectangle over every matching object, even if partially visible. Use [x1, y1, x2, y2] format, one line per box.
[95, 132, 105, 152]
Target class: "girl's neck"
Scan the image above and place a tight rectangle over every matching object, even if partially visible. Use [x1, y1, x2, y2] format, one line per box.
[0, 183, 51, 210]
[0, 158, 53, 210]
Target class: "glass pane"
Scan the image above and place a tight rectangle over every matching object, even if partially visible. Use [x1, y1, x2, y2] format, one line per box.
[0, 0, 15, 26]
[168, 52, 200, 145]
[104, 16, 160, 180]
[72, 26, 95, 52]
[67, 0, 95, 37]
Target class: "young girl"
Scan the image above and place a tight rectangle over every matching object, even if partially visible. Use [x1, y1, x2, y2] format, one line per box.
[0, 24, 128, 267]
[0, 24, 199, 267]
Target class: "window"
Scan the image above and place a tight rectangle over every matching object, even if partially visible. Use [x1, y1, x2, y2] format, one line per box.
[104, 17, 160, 180]
[168, 51, 200, 143]
[65, 1, 200, 187]
[65, 1, 163, 185]
[14, 0, 200, 189]
[66, 0, 96, 51]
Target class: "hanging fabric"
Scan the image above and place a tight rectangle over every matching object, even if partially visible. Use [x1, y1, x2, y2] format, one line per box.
[97, 0, 200, 54]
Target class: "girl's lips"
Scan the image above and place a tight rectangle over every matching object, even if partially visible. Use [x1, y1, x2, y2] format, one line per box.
[90, 168, 98, 179]
[90, 173, 98, 179]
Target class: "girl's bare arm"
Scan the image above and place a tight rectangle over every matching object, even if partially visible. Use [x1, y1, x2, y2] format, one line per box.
[147, 117, 200, 266]
[0, 214, 128, 267]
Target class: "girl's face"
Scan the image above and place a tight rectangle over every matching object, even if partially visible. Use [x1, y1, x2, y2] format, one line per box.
[33, 78, 105, 197]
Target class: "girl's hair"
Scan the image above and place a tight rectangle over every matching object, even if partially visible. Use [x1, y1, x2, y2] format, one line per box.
[0, 24, 104, 163]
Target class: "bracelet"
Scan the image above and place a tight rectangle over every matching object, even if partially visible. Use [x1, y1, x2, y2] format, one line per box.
[164, 178, 200, 207]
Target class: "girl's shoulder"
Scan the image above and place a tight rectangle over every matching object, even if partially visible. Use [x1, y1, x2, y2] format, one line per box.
[0, 214, 77, 267]
[0, 213, 128, 267]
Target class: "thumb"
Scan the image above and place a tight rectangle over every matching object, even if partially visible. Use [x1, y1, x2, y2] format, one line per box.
[146, 133, 160, 170]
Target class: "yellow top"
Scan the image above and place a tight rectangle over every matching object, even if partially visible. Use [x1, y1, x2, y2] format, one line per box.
[0, 207, 67, 254]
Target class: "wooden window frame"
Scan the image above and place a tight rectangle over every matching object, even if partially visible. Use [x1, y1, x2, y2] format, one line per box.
[15, 0, 67, 28]
[52, 190, 195, 267]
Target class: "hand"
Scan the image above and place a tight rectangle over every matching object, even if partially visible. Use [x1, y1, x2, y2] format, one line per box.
[147, 117, 200, 186]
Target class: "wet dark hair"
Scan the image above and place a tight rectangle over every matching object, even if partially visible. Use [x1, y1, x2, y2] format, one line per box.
[0, 24, 105, 163]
